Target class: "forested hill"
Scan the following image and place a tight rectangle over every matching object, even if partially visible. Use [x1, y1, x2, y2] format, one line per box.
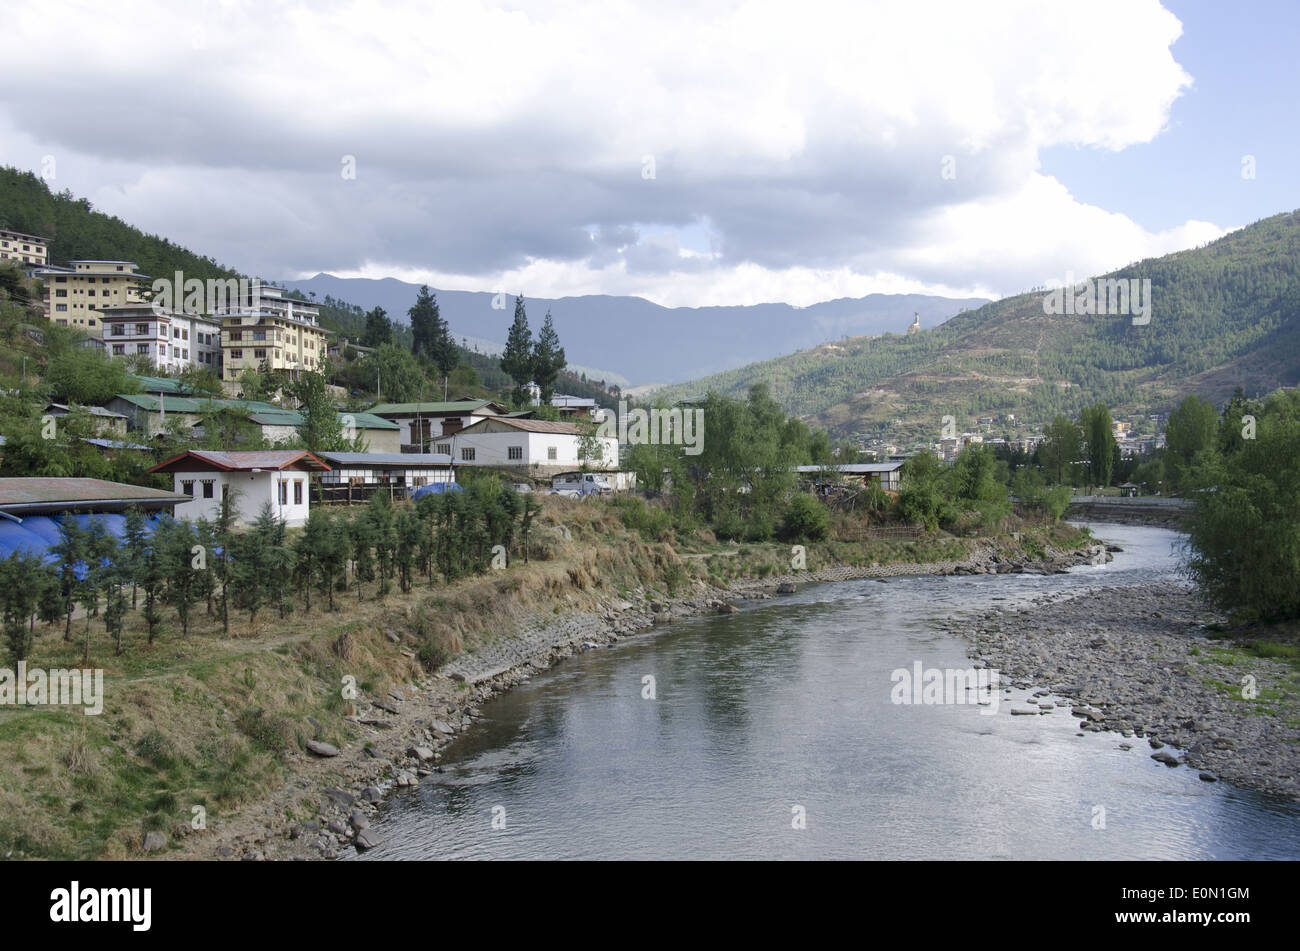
[649, 210, 1300, 436]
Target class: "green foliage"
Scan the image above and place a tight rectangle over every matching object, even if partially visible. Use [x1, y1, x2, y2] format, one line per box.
[1080, 403, 1117, 488]
[531, 310, 566, 404]
[779, 493, 829, 542]
[500, 295, 533, 404]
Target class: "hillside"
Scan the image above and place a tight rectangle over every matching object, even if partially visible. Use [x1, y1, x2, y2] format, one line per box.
[651, 211, 1300, 437]
[286, 273, 988, 386]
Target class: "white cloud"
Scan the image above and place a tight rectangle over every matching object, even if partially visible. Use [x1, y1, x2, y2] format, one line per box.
[0, 0, 1218, 305]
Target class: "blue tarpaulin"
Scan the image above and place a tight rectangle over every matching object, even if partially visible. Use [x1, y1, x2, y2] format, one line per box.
[409, 482, 464, 501]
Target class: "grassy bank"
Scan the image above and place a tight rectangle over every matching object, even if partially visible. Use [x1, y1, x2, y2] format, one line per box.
[0, 496, 1091, 859]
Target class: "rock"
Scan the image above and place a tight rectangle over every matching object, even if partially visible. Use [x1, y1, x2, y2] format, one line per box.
[358, 718, 394, 729]
[142, 831, 166, 853]
[409, 746, 435, 762]
[349, 810, 370, 831]
[1151, 751, 1182, 767]
[327, 819, 349, 835]
[716, 602, 739, 615]
[1149, 738, 1165, 750]
[776, 582, 797, 594]
[242, 851, 264, 861]
[1119, 743, 1132, 751]
[306, 740, 340, 758]
[324, 789, 356, 808]
[431, 719, 456, 735]
[1198, 772, 1218, 783]
[361, 786, 383, 804]
[373, 698, 401, 715]
[354, 829, 382, 851]
[305, 716, 322, 736]
[1010, 707, 1039, 716]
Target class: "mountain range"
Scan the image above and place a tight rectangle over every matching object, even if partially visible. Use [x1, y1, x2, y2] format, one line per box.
[283, 274, 988, 388]
[648, 210, 1300, 438]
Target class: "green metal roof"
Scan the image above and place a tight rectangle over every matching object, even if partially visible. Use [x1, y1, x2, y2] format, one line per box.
[112, 394, 282, 414]
[368, 399, 495, 415]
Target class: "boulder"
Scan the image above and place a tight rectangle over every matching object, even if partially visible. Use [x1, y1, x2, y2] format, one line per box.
[142, 831, 166, 853]
[306, 740, 340, 758]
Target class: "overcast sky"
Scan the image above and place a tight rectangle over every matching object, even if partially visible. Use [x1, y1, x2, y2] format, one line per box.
[1, 0, 1296, 308]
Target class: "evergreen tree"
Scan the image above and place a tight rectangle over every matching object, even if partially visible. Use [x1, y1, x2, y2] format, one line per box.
[290, 371, 347, 452]
[162, 519, 201, 636]
[50, 516, 85, 642]
[409, 285, 438, 359]
[361, 306, 392, 348]
[500, 296, 533, 404]
[531, 310, 567, 404]
[1080, 403, 1117, 489]
[0, 552, 42, 662]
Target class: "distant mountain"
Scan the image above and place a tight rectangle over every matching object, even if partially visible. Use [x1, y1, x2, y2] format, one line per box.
[283, 273, 988, 387]
[650, 211, 1300, 439]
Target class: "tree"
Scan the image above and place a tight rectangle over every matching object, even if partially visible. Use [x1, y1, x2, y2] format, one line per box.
[0, 552, 43, 662]
[290, 371, 347, 452]
[428, 299, 458, 399]
[161, 519, 201, 636]
[1040, 415, 1081, 485]
[409, 285, 439, 360]
[367, 344, 425, 402]
[1079, 404, 1117, 489]
[362, 306, 393, 348]
[500, 296, 533, 404]
[367, 492, 397, 596]
[1166, 394, 1219, 490]
[530, 310, 566, 404]
[49, 516, 86, 642]
[122, 507, 150, 610]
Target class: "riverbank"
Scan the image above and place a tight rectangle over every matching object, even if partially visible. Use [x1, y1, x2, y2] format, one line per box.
[947, 581, 1300, 801]
[169, 530, 1111, 861]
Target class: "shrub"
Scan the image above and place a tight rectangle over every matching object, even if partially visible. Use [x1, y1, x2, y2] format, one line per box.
[779, 493, 829, 542]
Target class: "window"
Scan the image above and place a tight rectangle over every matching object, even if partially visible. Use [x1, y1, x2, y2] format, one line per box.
[111, 324, 124, 335]
[55, 289, 67, 297]
[55, 304, 67, 312]
[508, 446, 523, 460]
[278, 481, 288, 505]
[548, 446, 558, 461]
[112, 344, 124, 355]
[181, 481, 194, 497]
[230, 330, 242, 341]
[254, 349, 266, 359]
[136, 344, 148, 354]
[135, 323, 148, 335]
[202, 480, 214, 499]
[461, 448, 475, 461]
[293, 480, 302, 505]
[435, 442, 450, 455]
[231, 349, 243, 359]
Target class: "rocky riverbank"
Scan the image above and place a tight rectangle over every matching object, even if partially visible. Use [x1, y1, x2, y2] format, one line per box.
[173, 537, 1110, 860]
[945, 582, 1300, 801]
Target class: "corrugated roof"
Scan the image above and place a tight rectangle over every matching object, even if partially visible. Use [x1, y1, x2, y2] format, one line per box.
[795, 463, 904, 473]
[0, 478, 187, 512]
[368, 400, 501, 415]
[149, 450, 331, 473]
[247, 410, 399, 430]
[460, 417, 586, 435]
[46, 403, 128, 419]
[112, 393, 282, 414]
[319, 452, 452, 467]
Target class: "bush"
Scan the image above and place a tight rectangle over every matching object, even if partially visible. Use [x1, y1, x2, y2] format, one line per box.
[779, 493, 829, 542]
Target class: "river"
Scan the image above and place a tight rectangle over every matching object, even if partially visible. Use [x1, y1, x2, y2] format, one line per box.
[353, 523, 1300, 860]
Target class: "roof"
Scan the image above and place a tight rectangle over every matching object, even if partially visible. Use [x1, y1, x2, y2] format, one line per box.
[111, 393, 282, 414]
[795, 463, 904, 474]
[0, 478, 187, 514]
[46, 403, 128, 419]
[148, 450, 331, 473]
[0, 229, 48, 241]
[247, 409, 399, 430]
[318, 452, 453, 467]
[459, 417, 587, 435]
[129, 375, 193, 395]
[368, 399, 504, 416]
[82, 438, 152, 451]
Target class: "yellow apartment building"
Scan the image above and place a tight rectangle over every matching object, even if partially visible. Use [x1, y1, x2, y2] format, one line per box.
[216, 284, 328, 380]
[0, 229, 48, 267]
[37, 260, 150, 336]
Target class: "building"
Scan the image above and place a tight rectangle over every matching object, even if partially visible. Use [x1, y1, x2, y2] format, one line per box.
[368, 399, 507, 452]
[0, 229, 48, 267]
[37, 260, 150, 336]
[550, 394, 599, 419]
[315, 451, 455, 503]
[244, 408, 401, 453]
[215, 284, 328, 381]
[101, 304, 224, 374]
[105, 393, 283, 438]
[148, 449, 330, 527]
[795, 462, 904, 493]
[450, 417, 618, 474]
[44, 402, 129, 437]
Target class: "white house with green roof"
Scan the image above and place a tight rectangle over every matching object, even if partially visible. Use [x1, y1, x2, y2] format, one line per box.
[368, 399, 507, 453]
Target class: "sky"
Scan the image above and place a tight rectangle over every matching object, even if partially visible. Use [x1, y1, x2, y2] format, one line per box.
[0, 0, 1296, 309]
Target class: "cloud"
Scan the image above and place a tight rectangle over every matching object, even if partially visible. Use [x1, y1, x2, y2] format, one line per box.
[0, 0, 1220, 305]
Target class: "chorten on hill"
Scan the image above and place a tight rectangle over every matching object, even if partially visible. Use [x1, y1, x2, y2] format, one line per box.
[906, 312, 921, 334]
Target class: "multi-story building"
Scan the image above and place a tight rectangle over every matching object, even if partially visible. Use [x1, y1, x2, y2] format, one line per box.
[0, 229, 48, 267]
[215, 284, 328, 381]
[37, 260, 150, 336]
[100, 304, 223, 375]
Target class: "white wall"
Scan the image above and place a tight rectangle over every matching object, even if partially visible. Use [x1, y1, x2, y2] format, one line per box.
[169, 469, 312, 527]
[451, 431, 618, 469]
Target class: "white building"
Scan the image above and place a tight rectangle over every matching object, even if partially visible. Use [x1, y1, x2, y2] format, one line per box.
[102, 304, 223, 374]
[451, 417, 618, 474]
[148, 449, 330, 527]
[368, 399, 507, 453]
[0, 229, 48, 267]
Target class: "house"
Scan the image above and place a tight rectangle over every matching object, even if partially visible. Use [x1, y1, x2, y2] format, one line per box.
[451, 417, 618, 474]
[44, 402, 129, 437]
[0, 477, 187, 562]
[550, 394, 600, 419]
[244, 409, 401, 452]
[368, 399, 507, 452]
[148, 449, 330, 527]
[795, 462, 904, 493]
[105, 393, 283, 438]
[315, 451, 454, 503]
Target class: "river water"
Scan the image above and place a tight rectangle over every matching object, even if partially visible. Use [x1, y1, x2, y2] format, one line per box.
[354, 524, 1300, 860]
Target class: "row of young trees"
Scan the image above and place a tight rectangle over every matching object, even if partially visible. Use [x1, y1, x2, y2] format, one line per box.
[0, 478, 542, 665]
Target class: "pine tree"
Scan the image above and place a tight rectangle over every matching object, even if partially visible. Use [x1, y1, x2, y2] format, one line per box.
[428, 296, 458, 399]
[531, 310, 566, 404]
[409, 285, 438, 359]
[500, 296, 533, 404]
[362, 306, 392, 348]
[50, 516, 85, 642]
